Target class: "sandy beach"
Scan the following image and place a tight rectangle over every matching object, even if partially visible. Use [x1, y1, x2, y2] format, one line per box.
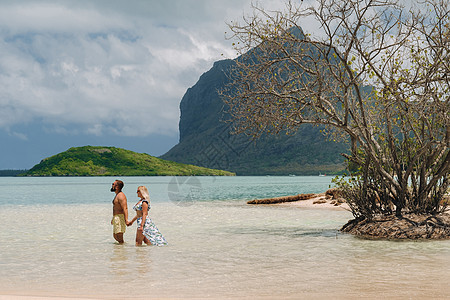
[249, 191, 351, 211]
[0, 297, 104, 300]
[274, 193, 350, 211]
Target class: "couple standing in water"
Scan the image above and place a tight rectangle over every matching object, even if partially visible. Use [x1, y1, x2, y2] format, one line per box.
[111, 180, 168, 246]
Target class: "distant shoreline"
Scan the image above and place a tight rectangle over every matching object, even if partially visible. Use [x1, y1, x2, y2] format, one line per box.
[0, 169, 28, 176]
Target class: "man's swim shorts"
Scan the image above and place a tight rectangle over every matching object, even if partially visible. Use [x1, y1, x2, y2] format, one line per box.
[112, 214, 126, 234]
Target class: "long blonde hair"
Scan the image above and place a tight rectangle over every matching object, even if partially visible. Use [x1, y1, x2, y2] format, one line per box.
[137, 185, 150, 201]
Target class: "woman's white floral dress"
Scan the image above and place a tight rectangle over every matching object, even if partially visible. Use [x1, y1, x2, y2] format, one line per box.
[134, 200, 168, 246]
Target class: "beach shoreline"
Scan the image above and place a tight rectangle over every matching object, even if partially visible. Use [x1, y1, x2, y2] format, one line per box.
[248, 191, 351, 211]
[273, 193, 350, 211]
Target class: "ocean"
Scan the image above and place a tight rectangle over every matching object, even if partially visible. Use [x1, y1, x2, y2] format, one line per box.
[0, 176, 449, 299]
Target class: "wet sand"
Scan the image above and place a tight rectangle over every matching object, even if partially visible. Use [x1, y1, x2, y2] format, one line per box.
[0, 297, 100, 300]
[261, 193, 351, 211]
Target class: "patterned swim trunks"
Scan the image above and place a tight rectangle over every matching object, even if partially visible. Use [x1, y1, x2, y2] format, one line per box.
[112, 214, 126, 234]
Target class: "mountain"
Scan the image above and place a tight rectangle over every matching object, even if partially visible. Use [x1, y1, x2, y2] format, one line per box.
[22, 146, 235, 176]
[161, 58, 349, 175]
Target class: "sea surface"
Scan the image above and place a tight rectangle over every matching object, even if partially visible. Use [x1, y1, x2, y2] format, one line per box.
[0, 176, 449, 299]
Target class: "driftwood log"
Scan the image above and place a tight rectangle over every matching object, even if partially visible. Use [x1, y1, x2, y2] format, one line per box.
[247, 193, 316, 204]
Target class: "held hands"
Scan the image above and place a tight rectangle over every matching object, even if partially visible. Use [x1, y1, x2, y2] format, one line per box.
[126, 220, 133, 227]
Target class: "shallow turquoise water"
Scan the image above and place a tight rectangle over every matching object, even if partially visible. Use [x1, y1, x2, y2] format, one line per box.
[0, 176, 449, 299]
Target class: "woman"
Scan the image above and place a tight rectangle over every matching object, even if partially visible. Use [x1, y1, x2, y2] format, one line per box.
[128, 186, 168, 246]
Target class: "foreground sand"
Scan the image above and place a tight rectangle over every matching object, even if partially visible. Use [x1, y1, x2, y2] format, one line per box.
[0, 297, 100, 300]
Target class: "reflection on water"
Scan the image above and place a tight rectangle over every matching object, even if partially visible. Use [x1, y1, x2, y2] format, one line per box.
[110, 244, 153, 280]
[110, 245, 131, 277]
[0, 177, 449, 298]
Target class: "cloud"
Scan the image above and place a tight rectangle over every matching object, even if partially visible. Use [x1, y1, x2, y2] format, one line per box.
[0, 0, 293, 139]
[8, 129, 28, 141]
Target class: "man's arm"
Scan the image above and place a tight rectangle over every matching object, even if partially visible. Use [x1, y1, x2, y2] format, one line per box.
[119, 193, 129, 223]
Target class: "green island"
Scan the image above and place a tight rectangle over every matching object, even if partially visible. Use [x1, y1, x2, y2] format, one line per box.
[21, 146, 235, 176]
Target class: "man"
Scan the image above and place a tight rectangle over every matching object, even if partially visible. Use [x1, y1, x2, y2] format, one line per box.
[111, 180, 129, 244]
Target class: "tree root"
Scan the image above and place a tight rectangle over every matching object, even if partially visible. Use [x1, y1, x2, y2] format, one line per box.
[341, 213, 450, 240]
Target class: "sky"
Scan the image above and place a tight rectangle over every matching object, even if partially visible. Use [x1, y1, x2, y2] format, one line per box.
[0, 0, 314, 169]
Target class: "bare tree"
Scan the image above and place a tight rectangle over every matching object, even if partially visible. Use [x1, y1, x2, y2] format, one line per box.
[222, 0, 449, 218]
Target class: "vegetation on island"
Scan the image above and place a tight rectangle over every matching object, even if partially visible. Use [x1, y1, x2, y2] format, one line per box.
[0, 169, 27, 176]
[225, 0, 449, 238]
[22, 146, 235, 176]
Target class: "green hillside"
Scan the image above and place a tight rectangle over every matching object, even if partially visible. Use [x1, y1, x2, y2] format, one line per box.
[22, 146, 235, 176]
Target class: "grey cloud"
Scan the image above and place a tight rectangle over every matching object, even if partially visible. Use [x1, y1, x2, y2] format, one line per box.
[0, 0, 288, 139]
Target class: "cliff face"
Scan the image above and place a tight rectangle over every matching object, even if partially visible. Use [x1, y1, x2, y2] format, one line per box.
[178, 59, 234, 142]
[161, 59, 349, 175]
